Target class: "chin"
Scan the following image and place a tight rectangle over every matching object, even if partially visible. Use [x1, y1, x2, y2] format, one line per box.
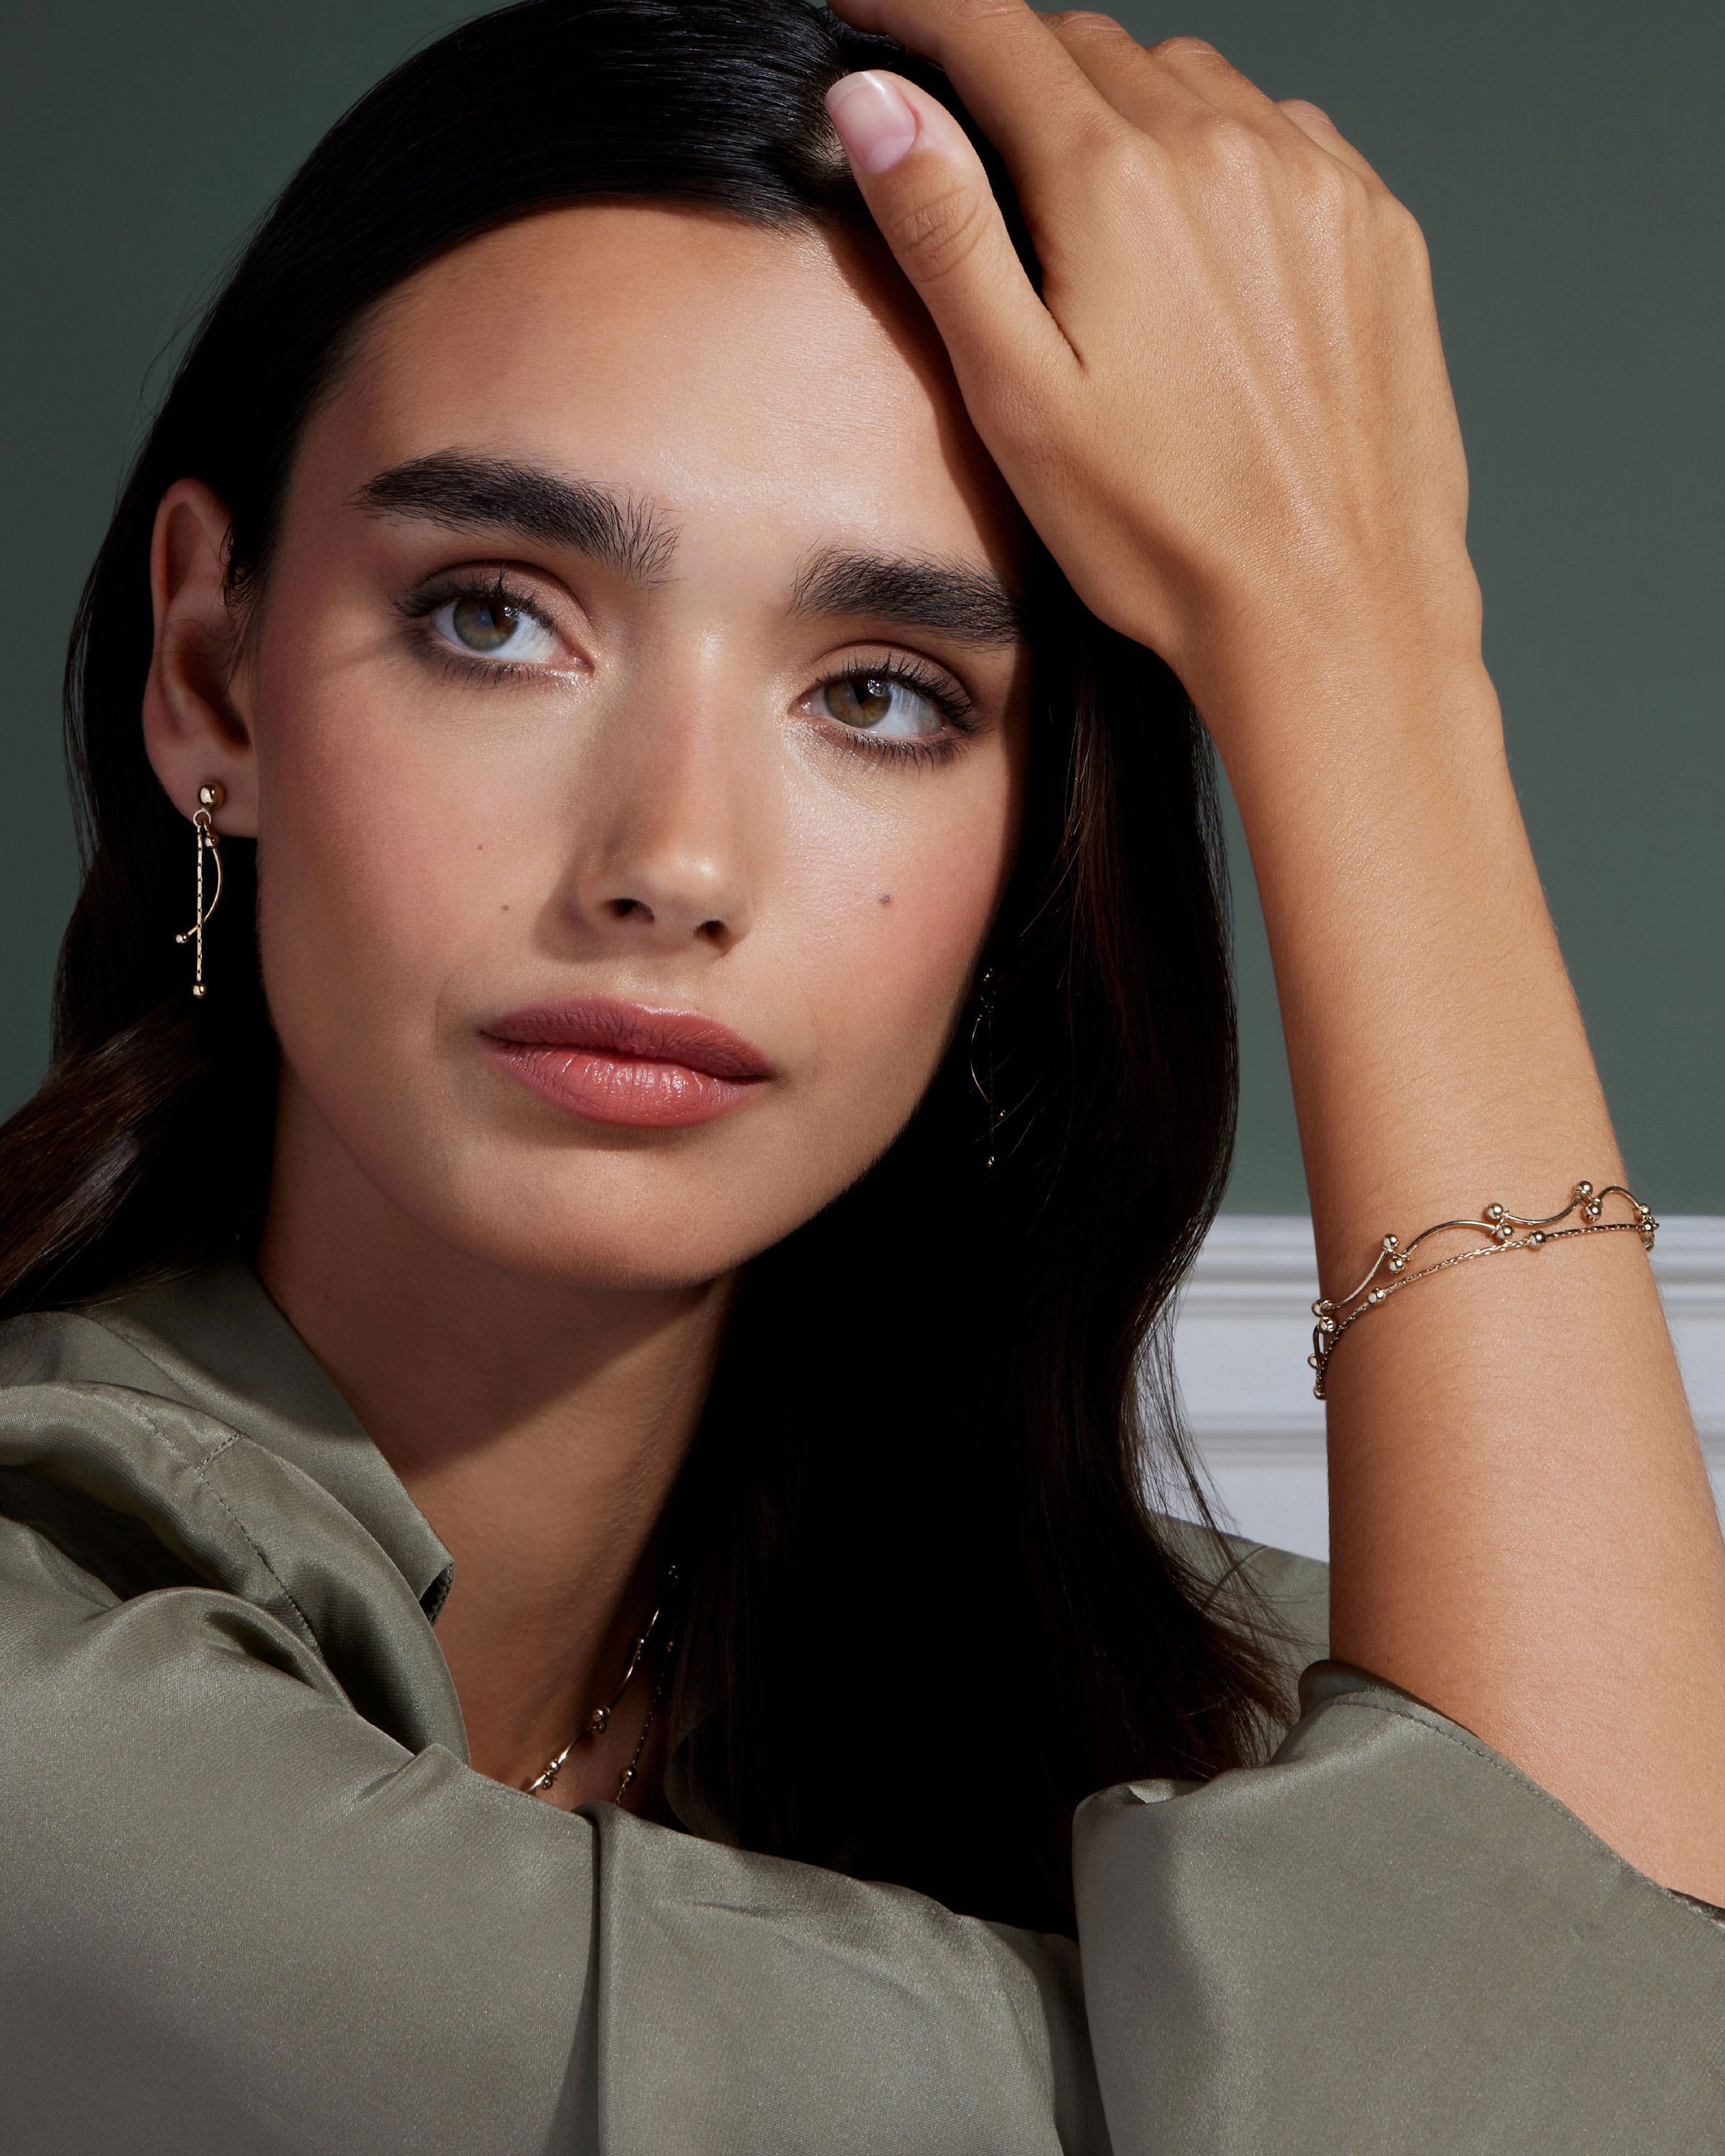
[410, 1152, 822, 1292]
[313, 1072, 898, 1292]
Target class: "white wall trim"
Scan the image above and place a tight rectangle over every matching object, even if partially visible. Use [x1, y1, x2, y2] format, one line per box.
[1169, 1213, 1725, 1562]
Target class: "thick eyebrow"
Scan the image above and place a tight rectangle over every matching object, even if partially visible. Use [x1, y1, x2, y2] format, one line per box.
[355, 450, 1028, 645]
[354, 451, 678, 581]
[788, 543, 1029, 648]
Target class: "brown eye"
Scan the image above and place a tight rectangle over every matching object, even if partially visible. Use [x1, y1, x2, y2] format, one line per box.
[426, 587, 558, 667]
[824, 673, 891, 726]
[451, 594, 520, 652]
[819, 669, 946, 740]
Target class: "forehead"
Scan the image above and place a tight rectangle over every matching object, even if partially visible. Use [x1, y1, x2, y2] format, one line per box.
[309, 201, 1027, 571]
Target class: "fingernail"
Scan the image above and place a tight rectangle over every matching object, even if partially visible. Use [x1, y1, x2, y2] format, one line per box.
[824, 71, 919, 175]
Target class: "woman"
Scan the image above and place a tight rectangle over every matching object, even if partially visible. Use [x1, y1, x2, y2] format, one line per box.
[1, 0, 1719, 2145]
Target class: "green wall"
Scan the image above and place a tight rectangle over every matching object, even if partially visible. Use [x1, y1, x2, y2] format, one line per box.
[4, 1, 1719, 1210]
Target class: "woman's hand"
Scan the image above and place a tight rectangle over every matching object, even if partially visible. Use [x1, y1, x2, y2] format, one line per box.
[822, 4, 1480, 723]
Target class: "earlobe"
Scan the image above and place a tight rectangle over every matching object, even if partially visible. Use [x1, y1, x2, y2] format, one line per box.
[142, 478, 259, 837]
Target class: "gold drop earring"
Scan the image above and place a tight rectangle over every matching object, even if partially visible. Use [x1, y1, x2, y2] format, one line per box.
[174, 782, 226, 998]
[967, 964, 1003, 1172]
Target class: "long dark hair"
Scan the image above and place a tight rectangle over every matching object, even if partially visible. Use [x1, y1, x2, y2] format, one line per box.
[0, 0, 1288, 1932]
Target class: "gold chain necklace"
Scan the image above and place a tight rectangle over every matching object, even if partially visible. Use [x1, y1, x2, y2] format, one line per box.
[523, 1562, 678, 1803]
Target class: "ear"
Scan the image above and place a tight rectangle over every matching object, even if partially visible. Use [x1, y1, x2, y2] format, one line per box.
[142, 479, 259, 838]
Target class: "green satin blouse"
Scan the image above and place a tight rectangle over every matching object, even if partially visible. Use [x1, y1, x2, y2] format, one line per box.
[0, 1254, 1719, 2152]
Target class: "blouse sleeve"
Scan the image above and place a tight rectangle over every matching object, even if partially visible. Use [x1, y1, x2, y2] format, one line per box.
[1074, 1659, 1725, 2153]
[0, 1384, 1100, 2156]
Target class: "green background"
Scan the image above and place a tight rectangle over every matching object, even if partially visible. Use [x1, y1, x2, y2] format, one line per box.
[4, 1, 1719, 1210]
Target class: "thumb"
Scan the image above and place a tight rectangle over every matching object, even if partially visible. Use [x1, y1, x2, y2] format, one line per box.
[823, 69, 1067, 418]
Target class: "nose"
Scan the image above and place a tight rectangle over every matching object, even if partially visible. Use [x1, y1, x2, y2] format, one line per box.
[564, 689, 760, 956]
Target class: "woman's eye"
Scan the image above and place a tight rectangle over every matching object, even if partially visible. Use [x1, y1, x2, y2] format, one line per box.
[817, 669, 951, 741]
[430, 591, 558, 665]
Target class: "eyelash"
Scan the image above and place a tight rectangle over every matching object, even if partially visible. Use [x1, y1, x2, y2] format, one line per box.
[394, 571, 980, 768]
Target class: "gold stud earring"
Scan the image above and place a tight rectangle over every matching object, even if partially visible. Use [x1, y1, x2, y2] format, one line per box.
[174, 782, 226, 998]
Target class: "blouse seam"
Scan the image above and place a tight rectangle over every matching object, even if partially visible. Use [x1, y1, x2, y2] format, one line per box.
[1327, 1692, 1725, 1936]
[1325, 1693, 1586, 1823]
[126, 1403, 321, 1648]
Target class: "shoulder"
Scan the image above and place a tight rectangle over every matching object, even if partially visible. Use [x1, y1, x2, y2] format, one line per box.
[0, 1297, 201, 1399]
[0, 1291, 464, 1753]
[0, 1302, 295, 1617]
[0, 1297, 251, 1531]
[0, 1291, 359, 1633]
[0, 1295, 255, 1536]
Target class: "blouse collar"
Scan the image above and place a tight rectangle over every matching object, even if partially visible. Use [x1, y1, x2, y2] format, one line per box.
[88, 1251, 457, 1621]
[76, 1250, 724, 1832]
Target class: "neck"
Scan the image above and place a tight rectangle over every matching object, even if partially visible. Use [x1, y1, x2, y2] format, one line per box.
[257, 1079, 732, 1796]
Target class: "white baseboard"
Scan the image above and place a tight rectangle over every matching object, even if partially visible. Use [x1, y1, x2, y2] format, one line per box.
[1168, 1214, 1725, 1562]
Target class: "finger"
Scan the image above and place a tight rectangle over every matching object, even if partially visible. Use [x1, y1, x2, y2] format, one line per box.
[1032, 14, 1225, 135]
[1036, 18, 1395, 203]
[1142, 34, 1394, 190]
[1044, 25, 1353, 170]
[823, 0, 1126, 189]
[1134, 31, 1306, 130]
[823, 69, 1073, 407]
[1274, 97, 1389, 189]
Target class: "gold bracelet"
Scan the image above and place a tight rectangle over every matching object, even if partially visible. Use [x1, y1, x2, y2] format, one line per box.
[1307, 1180, 1657, 1400]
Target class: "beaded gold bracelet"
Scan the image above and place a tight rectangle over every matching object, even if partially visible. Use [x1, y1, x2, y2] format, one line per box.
[1307, 1180, 1657, 1400]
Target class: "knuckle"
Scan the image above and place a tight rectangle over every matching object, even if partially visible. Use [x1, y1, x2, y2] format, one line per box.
[1064, 119, 1162, 207]
[943, 0, 1031, 25]
[1376, 191, 1429, 256]
[1072, 111, 1146, 175]
[1279, 96, 1334, 129]
[1289, 147, 1369, 221]
[891, 179, 993, 285]
[1046, 9, 1133, 40]
[1186, 110, 1273, 182]
[1149, 33, 1223, 66]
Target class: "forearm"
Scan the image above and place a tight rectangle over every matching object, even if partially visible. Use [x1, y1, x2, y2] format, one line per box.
[1200, 599, 1725, 1900]
[816, 0, 1725, 1893]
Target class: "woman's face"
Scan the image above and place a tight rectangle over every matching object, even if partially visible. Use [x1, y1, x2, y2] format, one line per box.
[213, 205, 1034, 1287]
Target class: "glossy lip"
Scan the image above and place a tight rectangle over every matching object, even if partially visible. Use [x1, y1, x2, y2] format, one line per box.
[479, 996, 776, 1129]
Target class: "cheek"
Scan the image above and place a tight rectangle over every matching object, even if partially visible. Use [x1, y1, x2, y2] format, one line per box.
[785, 758, 1018, 1148]
[250, 665, 516, 1089]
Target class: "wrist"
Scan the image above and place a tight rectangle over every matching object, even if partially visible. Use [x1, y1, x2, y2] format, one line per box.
[1177, 597, 1507, 839]
[1173, 550, 1490, 766]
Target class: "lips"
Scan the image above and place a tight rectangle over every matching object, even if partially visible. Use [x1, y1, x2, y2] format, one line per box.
[480, 996, 775, 1129]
